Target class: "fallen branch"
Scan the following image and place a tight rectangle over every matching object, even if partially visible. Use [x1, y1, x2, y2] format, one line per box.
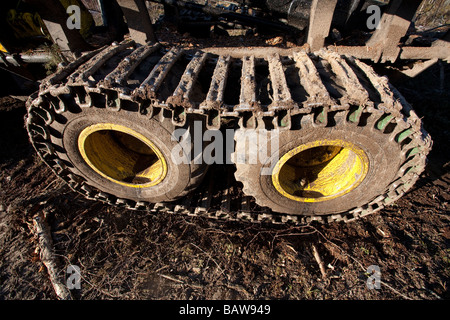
[33, 212, 72, 300]
[310, 225, 413, 300]
[311, 243, 327, 279]
[159, 273, 185, 284]
[158, 273, 204, 290]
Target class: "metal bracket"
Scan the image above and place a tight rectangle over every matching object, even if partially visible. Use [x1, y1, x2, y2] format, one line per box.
[306, 0, 338, 52]
[366, 0, 422, 63]
[116, 0, 156, 44]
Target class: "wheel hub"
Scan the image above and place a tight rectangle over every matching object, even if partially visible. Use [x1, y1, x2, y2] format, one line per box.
[78, 123, 167, 188]
[272, 140, 369, 203]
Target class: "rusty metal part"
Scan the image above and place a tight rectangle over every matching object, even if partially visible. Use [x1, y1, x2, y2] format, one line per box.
[136, 47, 185, 100]
[167, 51, 209, 109]
[306, 0, 338, 52]
[293, 51, 334, 106]
[327, 0, 449, 63]
[203, 54, 231, 110]
[101, 42, 162, 88]
[267, 53, 294, 109]
[27, 0, 92, 59]
[67, 40, 133, 85]
[366, 0, 422, 63]
[116, 0, 156, 44]
[239, 55, 257, 110]
[399, 46, 450, 61]
[26, 40, 431, 225]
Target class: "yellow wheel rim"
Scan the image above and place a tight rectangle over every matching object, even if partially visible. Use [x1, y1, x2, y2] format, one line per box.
[78, 123, 167, 188]
[272, 139, 369, 203]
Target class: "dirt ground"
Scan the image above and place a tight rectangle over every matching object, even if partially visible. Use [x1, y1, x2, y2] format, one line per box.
[1, 22, 449, 300]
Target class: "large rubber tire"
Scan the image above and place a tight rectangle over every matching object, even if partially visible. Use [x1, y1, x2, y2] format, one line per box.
[46, 98, 207, 204]
[233, 55, 431, 218]
[235, 110, 403, 215]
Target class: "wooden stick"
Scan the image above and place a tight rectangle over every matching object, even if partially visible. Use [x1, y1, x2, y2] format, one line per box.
[311, 243, 327, 279]
[33, 212, 72, 300]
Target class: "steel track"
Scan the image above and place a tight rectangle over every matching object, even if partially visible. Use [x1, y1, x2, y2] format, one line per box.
[25, 40, 432, 225]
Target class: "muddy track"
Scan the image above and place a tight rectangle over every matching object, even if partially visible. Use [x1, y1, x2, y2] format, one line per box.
[26, 39, 430, 224]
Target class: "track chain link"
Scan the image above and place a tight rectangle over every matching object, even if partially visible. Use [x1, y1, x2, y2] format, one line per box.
[26, 40, 432, 225]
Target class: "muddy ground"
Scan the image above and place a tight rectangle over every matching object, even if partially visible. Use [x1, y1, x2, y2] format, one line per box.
[0, 23, 449, 300]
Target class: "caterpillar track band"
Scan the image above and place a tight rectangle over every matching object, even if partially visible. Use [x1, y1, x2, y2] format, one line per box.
[26, 40, 432, 224]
